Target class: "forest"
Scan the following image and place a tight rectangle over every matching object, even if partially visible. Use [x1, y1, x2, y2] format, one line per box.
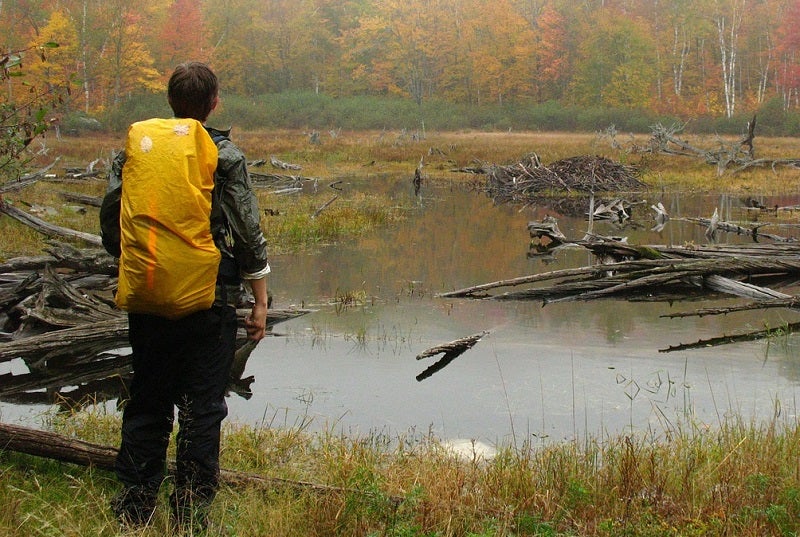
[4, 0, 800, 129]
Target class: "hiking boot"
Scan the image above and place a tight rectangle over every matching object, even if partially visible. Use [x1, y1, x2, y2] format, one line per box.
[111, 485, 158, 527]
[169, 489, 210, 535]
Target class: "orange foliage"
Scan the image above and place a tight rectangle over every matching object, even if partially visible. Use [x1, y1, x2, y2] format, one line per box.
[5, 0, 800, 116]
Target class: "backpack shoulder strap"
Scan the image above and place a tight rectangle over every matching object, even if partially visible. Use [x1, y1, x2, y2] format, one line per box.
[205, 126, 231, 146]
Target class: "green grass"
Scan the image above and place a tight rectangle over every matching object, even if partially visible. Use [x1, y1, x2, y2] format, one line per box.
[3, 410, 800, 536]
[260, 192, 410, 254]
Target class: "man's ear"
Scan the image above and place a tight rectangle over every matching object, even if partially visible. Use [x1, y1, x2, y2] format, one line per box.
[210, 96, 219, 111]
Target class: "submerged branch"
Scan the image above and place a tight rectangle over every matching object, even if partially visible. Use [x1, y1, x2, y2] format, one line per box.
[659, 321, 800, 353]
[415, 331, 488, 381]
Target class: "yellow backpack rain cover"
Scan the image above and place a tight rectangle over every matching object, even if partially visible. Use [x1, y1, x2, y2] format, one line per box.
[116, 118, 221, 319]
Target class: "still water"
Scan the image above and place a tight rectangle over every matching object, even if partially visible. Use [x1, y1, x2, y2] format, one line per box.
[229, 180, 800, 448]
[4, 178, 800, 449]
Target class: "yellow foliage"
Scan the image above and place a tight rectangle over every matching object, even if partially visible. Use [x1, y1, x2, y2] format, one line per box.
[25, 10, 78, 92]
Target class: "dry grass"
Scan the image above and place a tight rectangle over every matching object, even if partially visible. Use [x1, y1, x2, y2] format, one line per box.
[4, 128, 800, 260]
[26, 129, 800, 189]
[2, 410, 800, 536]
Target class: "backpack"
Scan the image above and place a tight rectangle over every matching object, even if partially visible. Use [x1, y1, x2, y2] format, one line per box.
[115, 118, 221, 319]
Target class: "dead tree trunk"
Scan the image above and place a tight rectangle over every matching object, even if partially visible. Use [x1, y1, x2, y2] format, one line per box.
[0, 200, 102, 247]
[0, 422, 403, 503]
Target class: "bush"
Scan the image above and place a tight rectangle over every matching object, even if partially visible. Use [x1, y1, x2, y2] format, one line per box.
[61, 112, 103, 135]
[95, 89, 800, 137]
[101, 94, 170, 131]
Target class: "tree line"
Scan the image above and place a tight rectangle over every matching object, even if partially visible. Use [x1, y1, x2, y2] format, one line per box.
[4, 0, 800, 125]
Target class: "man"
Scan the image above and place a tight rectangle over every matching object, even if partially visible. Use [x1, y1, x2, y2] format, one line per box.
[100, 62, 269, 530]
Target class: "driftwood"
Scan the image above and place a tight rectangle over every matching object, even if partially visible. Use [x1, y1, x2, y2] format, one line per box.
[58, 191, 102, 208]
[0, 353, 131, 397]
[0, 199, 102, 247]
[679, 215, 796, 243]
[415, 331, 488, 381]
[249, 171, 317, 188]
[663, 296, 800, 319]
[640, 117, 800, 175]
[270, 155, 301, 171]
[438, 210, 800, 352]
[17, 265, 119, 329]
[0, 243, 313, 407]
[312, 195, 339, 218]
[437, 238, 800, 304]
[0, 242, 119, 276]
[0, 308, 312, 370]
[19, 158, 61, 182]
[0, 422, 403, 505]
[0, 177, 39, 194]
[0, 308, 312, 409]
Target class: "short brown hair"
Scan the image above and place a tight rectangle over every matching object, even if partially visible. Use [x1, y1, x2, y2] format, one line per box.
[167, 62, 219, 122]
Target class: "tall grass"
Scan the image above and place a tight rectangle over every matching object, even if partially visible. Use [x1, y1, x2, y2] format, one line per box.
[2, 410, 800, 536]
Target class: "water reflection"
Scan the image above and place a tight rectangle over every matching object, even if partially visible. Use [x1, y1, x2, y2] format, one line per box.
[3, 179, 800, 447]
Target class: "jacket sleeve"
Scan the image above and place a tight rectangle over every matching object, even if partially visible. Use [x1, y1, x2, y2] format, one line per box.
[216, 141, 270, 279]
[99, 150, 126, 258]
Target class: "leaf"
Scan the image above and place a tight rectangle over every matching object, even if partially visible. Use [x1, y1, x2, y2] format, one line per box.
[4, 55, 22, 70]
[42, 42, 60, 49]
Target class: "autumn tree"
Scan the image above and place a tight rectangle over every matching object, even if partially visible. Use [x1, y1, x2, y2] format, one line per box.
[4, 0, 800, 124]
[463, 0, 535, 105]
[94, 2, 162, 110]
[310, 0, 373, 96]
[776, 0, 800, 108]
[533, 3, 573, 102]
[158, 0, 208, 68]
[204, 0, 273, 95]
[713, 0, 746, 118]
[0, 43, 64, 181]
[25, 10, 78, 99]
[570, 10, 657, 108]
[343, 0, 442, 104]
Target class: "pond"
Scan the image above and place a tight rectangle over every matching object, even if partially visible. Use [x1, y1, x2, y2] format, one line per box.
[228, 179, 800, 448]
[3, 176, 800, 450]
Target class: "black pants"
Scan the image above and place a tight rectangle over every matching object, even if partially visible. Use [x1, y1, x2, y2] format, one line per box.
[114, 304, 237, 520]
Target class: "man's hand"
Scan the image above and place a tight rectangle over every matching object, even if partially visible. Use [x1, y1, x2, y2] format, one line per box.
[245, 302, 267, 341]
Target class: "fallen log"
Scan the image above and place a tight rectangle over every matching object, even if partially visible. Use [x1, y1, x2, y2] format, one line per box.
[439, 253, 800, 304]
[270, 155, 301, 170]
[0, 422, 403, 504]
[0, 243, 118, 276]
[0, 317, 129, 370]
[0, 307, 313, 370]
[0, 200, 102, 247]
[0, 353, 131, 397]
[415, 331, 488, 381]
[58, 191, 102, 208]
[680, 215, 795, 243]
[16, 265, 119, 329]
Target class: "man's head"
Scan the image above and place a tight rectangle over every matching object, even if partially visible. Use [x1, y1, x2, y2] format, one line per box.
[167, 62, 219, 122]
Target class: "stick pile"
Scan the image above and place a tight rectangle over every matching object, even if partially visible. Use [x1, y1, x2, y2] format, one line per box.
[484, 154, 645, 204]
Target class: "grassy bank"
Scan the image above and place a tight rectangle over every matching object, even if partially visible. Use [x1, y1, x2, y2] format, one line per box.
[2, 410, 800, 536]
